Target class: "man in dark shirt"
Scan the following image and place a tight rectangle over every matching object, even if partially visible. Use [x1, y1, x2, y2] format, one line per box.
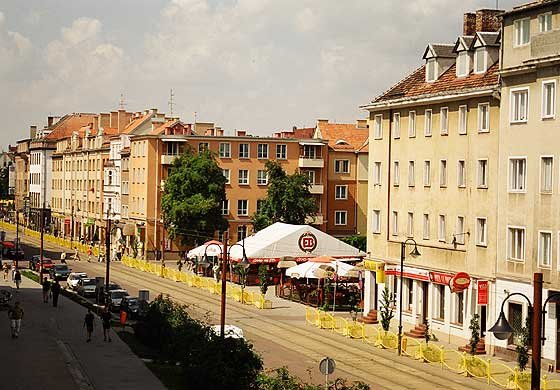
[84, 309, 94, 342]
[51, 280, 61, 307]
[42, 277, 50, 303]
[101, 306, 112, 342]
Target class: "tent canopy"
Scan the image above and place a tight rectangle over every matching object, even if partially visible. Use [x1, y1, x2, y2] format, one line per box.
[285, 260, 360, 279]
[187, 240, 223, 259]
[228, 222, 366, 264]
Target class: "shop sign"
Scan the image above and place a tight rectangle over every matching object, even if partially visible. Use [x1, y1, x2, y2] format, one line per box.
[298, 232, 317, 253]
[477, 280, 488, 305]
[385, 266, 429, 281]
[449, 272, 471, 293]
[429, 271, 454, 285]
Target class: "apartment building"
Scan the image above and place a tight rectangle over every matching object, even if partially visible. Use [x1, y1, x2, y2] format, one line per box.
[361, 9, 502, 344]
[14, 135, 31, 216]
[495, 0, 560, 366]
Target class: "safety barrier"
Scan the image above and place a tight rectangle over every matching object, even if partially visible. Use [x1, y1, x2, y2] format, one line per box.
[304, 307, 560, 389]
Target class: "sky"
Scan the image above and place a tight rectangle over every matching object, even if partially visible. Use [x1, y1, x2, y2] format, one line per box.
[0, 0, 523, 147]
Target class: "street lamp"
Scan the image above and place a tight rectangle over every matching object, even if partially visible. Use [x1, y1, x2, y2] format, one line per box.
[488, 273, 560, 390]
[203, 232, 250, 338]
[397, 238, 421, 356]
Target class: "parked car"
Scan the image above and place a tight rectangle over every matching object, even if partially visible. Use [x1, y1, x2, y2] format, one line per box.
[50, 264, 71, 281]
[39, 259, 55, 274]
[5, 247, 25, 261]
[67, 272, 87, 290]
[108, 289, 128, 312]
[76, 278, 97, 297]
[29, 255, 41, 271]
[94, 282, 121, 300]
[120, 296, 141, 318]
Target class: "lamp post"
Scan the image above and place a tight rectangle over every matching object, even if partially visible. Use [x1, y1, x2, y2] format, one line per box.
[397, 238, 421, 356]
[488, 273, 560, 390]
[203, 232, 250, 338]
[104, 207, 115, 306]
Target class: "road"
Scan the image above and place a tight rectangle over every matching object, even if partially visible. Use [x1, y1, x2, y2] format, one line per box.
[8, 230, 496, 389]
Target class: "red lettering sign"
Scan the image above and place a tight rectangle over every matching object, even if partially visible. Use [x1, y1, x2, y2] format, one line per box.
[477, 280, 488, 305]
[449, 272, 471, 293]
[298, 232, 317, 253]
[429, 271, 454, 285]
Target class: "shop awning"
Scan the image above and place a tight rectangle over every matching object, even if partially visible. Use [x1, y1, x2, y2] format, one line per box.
[1, 241, 15, 248]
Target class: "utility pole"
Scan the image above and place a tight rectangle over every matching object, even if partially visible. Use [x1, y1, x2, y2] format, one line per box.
[70, 205, 74, 244]
[39, 202, 45, 276]
[105, 207, 111, 306]
[220, 231, 228, 338]
[15, 209, 19, 269]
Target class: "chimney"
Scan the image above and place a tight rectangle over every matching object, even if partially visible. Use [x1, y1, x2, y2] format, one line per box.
[356, 119, 367, 128]
[109, 111, 118, 128]
[93, 116, 100, 131]
[475, 9, 502, 33]
[292, 126, 297, 131]
[204, 128, 215, 136]
[236, 130, 247, 137]
[29, 126, 37, 139]
[100, 113, 111, 129]
[463, 12, 476, 36]
[117, 110, 131, 133]
[273, 132, 281, 138]
[317, 119, 329, 126]
[215, 127, 224, 136]
[151, 108, 158, 114]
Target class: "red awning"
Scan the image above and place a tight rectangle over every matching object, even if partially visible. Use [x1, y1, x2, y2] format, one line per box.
[1, 241, 15, 248]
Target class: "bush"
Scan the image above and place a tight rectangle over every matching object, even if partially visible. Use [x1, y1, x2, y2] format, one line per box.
[257, 367, 370, 390]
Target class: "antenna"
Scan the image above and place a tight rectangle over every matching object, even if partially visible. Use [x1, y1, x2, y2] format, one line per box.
[118, 94, 126, 110]
[168, 89, 175, 116]
[496, 0, 498, 9]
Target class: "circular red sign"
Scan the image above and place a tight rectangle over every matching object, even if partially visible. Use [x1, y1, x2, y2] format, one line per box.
[298, 232, 317, 253]
[449, 272, 471, 293]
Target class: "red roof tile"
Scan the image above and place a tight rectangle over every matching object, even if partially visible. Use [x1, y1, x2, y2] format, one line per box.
[44, 114, 98, 141]
[317, 122, 368, 151]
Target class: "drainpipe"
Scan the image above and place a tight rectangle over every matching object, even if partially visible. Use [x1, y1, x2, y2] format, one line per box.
[154, 139, 159, 262]
[386, 109, 393, 242]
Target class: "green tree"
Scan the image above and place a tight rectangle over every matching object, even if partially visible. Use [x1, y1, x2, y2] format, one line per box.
[252, 161, 317, 232]
[161, 148, 228, 244]
[258, 265, 269, 296]
[469, 313, 481, 355]
[340, 235, 366, 252]
[517, 317, 530, 371]
[0, 165, 11, 199]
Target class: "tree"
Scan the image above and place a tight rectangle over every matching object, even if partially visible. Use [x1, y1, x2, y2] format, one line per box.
[0, 165, 12, 200]
[469, 313, 481, 355]
[340, 235, 366, 252]
[516, 317, 530, 371]
[258, 265, 269, 296]
[252, 161, 317, 232]
[161, 148, 228, 244]
[379, 287, 394, 332]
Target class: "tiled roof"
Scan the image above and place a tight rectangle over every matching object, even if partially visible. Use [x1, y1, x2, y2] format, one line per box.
[123, 113, 151, 134]
[44, 114, 97, 140]
[453, 36, 474, 53]
[476, 32, 500, 47]
[424, 44, 456, 59]
[372, 61, 499, 103]
[317, 122, 369, 151]
[503, 0, 558, 16]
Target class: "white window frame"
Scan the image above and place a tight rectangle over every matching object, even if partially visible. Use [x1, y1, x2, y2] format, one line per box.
[257, 170, 268, 185]
[374, 161, 382, 186]
[423, 160, 431, 187]
[393, 113, 401, 139]
[238, 169, 249, 185]
[424, 109, 432, 136]
[510, 87, 529, 123]
[408, 111, 416, 137]
[457, 160, 466, 188]
[438, 215, 446, 242]
[455, 216, 465, 245]
[374, 115, 383, 139]
[219, 143, 231, 158]
[508, 157, 527, 193]
[476, 217, 487, 247]
[392, 211, 398, 236]
[335, 160, 350, 174]
[474, 48, 487, 74]
[440, 159, 447, 187]
[407, 212, 414, 238]
[540, 155, 554, 194]
[456, 51, 469, 77]
[372, 210, 381, 234]
[478, 103, 490, 133]
[426, 58, 437, 82]
[440, 107, 448, 135]
[237, 199, 248, 216]
[514, 18, 531, 47]
[393, 161, 399, 186]
[335, 210, 347, 226]
[239, 143, 250, 158]
[335, 185, 348, 200]
[222, 169, 231, 184]
[458, 105, 468, 135]
[507, 225, 526, 262]
[257, 143, 269, 159]
[477, 159, 488, 188]
[408, 161, 415, 187]
[276, 144, 287, 159]
[542, 80, 556, 119]
[538, 230, 553, 269]
[423, 214, 430, 240]
[539, 12, 552, 33]
[221, 200, 230, 215]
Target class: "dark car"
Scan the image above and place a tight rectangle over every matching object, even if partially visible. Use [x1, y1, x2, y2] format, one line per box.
[2, 242, 24, 260]
[120, 296, 141, 318]
[30, 256, 54, 272]
[50, 264, 71, 281]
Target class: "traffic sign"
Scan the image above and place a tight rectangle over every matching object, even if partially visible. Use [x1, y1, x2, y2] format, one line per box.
[319, 357, 336, 375]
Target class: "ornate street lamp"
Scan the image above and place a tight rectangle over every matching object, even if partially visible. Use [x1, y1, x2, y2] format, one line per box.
[397, 238, 421, 356]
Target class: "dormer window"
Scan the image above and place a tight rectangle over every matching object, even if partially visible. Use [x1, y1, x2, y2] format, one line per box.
[426, 59, 437, 82]
[456, 52, 470, 77]
[539, 13, 552, 33]
[474, 48, 487, 74]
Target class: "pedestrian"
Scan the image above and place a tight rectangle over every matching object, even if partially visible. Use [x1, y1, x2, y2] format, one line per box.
[87, 247, 92, 263]
[73, 247, 81, 261]
[8, 301, 24, 338]
[51, 280, 61, 307]
[84, 309, 94, 342]
[3, 263, 8, 281]
[13, 269, 21, 290]
[42, 277, 50, 303]
[101, 306, 112, 342]
[60, 251, 66, 264]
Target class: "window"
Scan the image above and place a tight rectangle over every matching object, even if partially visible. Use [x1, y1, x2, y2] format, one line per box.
[458, 105, 468, 134]
[424, 109, 432, 136]
[440, 107, 448, 135]
[393, 113, 401, 138]
[456, 51, 469, 77]
[372, 210, 381, 233]
[541, 157, 553, 193]
[167, 142, 180, 155]
[539, 231, 552, 268]
[198, 142, 209, 153]
[508, 227, 526, 261]
[239, 143, 249, 158]
[404, 278, 413, 311]
[440, 160, 447, 187]
[514, 18, 530, 46]
[237, 225, 247, 241]
[474, 48, 486, 74]
[238, 169, 249, 185]
[221, 200, 229, 215]
[335, 185, 348, 200]
[237, 200, 248, 216]
[303, 170, 316, 184]
[457, 160, 466, 188]
[476, 218, 487, 246]
[509, 158, 527, 192]
[452, 291, 465, 325]
[539, 12, 552, 33]
[276, 144, 287, 159]
[408, 111, 416, 137]
[374, 115, 383, 139]
[257, 170, 268, 185]
[373, 162, 382, 185]
[455, 216, 465, 244]
[335, 211, 347, 226]
[423, 161, 431, 187]
[408, 161, 415, 187]
[426, 59, 437, 82]
[256, 199, 265, 213]
[257, 144, 269, 159]
[335, 160, 350, 174]
[393, 161, 399, 186]
[478, 103, 490, 132]
[392, 211, 398, 236]
[407, 212, 414, 237]
[477, 159, 488, 188]
[423, 214, 430, 240]
[433, 284, 445, 321]
[542, 81, 556, 119]
[222, 169, 230, 184]
[302, 145, 317, 159]
[438, 215, 446, 242]
[219, 143, 231, 158]
[511, 88, 529, 123]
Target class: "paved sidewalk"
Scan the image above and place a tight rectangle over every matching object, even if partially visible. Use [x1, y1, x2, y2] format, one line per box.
[0, 276, 165, 390]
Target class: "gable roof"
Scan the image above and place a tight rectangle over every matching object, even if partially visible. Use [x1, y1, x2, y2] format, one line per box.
[316, 122, 369, 151]
[44, 113, 98, 141]
[474, 31, 500, 48]
[122, 113, 152, 134]
[452, 36, 475, 53]
[423, 44, 456, 60]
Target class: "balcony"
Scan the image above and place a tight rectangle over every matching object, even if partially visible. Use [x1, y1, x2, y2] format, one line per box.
[299, 157, 324, 168]
[309, 184, 324, 194]
[305, 214, 324, 225]
[161, 154, 178, 165]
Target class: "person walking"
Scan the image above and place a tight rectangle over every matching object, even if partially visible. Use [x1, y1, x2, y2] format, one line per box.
[51, 280, 61, 307]
[73, 247, 81, 262]
[3, 263, 8, 280]
[84, 309, 94, 342]
[87, 247, 92, 263]
[42, 277, 50, 303]
[13, 269, 21, 290]
[101, 306, 112, 342]
[60, 251, 66, 264]
[8, 301, 24, 338]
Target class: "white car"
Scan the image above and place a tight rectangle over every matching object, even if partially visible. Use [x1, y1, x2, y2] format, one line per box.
[210, 325, 244, 339]
[67, 272, 88, 290]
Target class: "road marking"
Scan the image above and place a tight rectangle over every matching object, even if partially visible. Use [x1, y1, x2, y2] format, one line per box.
[56, 339, 95, 390]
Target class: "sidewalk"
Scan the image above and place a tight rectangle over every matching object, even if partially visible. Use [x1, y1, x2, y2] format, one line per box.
[0, 276, 165, 390]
